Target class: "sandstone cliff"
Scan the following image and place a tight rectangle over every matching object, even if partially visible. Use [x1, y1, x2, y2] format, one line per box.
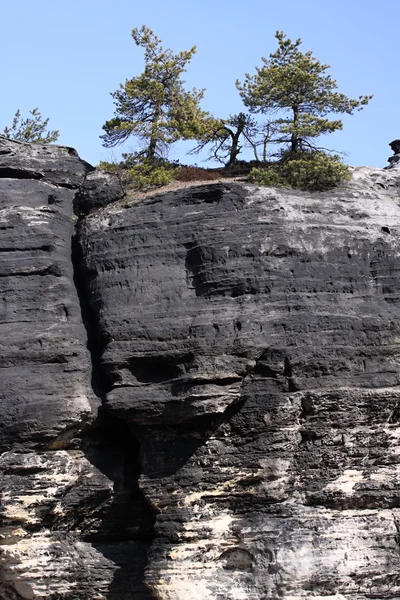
[1, 137, 400, 599]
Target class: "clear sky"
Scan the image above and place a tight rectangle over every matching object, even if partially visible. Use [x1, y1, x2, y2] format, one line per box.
[1, 0, 397, 168]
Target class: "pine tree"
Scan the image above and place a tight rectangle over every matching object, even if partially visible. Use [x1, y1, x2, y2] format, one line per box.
[236, 32, 372, 153]
[101, 25, 209, 161]
[2, 108, 59, 144]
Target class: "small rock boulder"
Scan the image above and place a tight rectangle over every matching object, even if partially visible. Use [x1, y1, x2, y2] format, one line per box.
[385, 138, 400, 169]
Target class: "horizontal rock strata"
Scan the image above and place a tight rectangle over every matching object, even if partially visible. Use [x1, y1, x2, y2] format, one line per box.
[3, 134, 400, 599]
[0, 139, 95, 452]
[0, 138, 153, 600]
[78, 172, 400, 599]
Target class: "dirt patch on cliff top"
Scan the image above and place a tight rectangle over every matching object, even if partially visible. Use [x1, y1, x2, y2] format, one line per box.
[122, 175, 247, 205]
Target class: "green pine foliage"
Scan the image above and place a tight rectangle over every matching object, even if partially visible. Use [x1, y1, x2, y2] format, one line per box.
[2, 108, 59, 144]
[125, 160, 179, 189]
[101, 25, 211, 162]
[99, 27, 371, 192]
[0, 27, 367, 194]
[236, 31, 372, 154]
[248, 150, 352, 191]
[99, 156, 179, 190]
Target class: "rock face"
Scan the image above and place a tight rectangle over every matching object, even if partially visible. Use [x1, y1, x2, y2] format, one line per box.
[3, 137, 400, 599]
[0, 139, 95, 453]
[0, 138, 153, 600]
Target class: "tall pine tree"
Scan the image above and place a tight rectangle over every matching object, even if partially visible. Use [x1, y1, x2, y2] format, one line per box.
[101, 26, 209, 161]
[236, 32, 372, 153]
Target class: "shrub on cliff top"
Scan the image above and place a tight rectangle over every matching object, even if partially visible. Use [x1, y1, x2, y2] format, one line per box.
[99, 158, 179, 190]
[126, 160, 179, 189]
[99, 157, 226, 190]
[248, 150, 351, 191]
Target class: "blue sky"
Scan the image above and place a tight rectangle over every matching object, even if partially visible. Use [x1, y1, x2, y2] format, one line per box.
[1, 0, 397, 168]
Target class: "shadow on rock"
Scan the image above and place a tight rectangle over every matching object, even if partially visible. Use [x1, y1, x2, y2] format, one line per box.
[81, 411, 157, 600]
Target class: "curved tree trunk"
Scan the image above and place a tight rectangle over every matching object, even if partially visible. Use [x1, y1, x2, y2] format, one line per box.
[226, 117, 245, 167]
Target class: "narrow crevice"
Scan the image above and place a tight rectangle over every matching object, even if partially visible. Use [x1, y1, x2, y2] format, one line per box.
[0, 167, 44, 180]
[0, 165, 83, 190]
[71, 220, 157, 599]
[71, 226, 110, 399]
[81, 412, 156, 542]
[80, 412, 157, 599]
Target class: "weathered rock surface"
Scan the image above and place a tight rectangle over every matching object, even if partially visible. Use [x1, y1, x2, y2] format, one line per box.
[0, 138, 153, 600]
[78, 168, 400, 599]
[0, 136, 94, 188]
[0, 444, 154, 600]
[74, 170, 125, 216]
[0, 138, 95, 452]
[3, 136, 400, 600]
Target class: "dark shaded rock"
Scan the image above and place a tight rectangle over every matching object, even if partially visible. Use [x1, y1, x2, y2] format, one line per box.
[0, 139, 155, 600]
[385, 138, 400, 169]
[78, 177, 400, 599]
[390, 139, 400, 154]
[0, 178, 95, 451]
[78, 183, 253, 426]
[4, 135, 400, 599]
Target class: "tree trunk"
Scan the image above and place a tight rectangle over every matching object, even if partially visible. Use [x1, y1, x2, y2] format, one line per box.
[226, 119, 245, 167]
[252, 144, 260, 162]
[227, 134, 240, 166]
[290, 105, 299, 153]
[148, 101, 162, 162]
[262, 139, 268, 162]
[147, 136, 157, 161]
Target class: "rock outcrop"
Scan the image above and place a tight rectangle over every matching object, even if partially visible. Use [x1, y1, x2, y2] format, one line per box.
[385, 139, 400, 169]
[2, 136, 400, 599]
